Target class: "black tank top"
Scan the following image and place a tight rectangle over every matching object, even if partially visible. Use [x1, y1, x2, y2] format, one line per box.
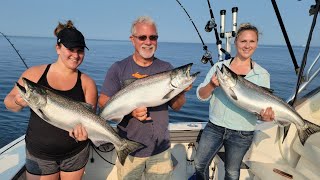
[230, 57, 253, 77]
[25, 64, 89, 160]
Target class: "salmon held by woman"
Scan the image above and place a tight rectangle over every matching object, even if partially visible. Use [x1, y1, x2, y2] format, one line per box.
[16, 77, 143, 165]
[216, 64, 320, 145]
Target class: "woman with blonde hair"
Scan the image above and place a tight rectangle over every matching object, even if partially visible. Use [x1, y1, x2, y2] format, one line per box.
[194, 23, 274, 180]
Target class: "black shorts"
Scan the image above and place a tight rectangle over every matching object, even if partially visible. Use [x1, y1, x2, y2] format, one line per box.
[25, 144, 90, 175]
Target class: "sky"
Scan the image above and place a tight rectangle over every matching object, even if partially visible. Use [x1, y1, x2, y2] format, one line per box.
[0, 0, 317, 46]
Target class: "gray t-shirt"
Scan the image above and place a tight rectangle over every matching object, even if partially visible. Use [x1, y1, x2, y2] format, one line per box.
[101, 55, 173, 157]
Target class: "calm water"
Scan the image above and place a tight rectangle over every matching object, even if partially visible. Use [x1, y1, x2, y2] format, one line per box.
[1, 36, 320, 148]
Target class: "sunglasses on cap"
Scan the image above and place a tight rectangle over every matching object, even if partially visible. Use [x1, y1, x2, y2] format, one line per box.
[132, 35, 159, 41]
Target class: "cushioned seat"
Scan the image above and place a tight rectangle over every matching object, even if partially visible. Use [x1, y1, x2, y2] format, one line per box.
[246, 157, 308, 180]
[292, 133, 320, 179]
[293, 133, 320, 166]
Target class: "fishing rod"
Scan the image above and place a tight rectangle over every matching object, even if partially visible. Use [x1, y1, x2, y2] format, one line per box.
[204, 0, 231, 61]
[0, 32, 29, 69]
[175, 0, 213, 66]
[271, 0, 299, 75]
[289, 0, 320, 105]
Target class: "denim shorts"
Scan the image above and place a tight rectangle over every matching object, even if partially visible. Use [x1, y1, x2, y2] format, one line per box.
[25, 144, 90, 175]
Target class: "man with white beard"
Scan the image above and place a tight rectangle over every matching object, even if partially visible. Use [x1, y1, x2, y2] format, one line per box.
[98, 16, 191, 180]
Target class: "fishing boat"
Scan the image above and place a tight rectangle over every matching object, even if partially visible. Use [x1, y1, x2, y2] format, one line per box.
[1, 1, 320, 180]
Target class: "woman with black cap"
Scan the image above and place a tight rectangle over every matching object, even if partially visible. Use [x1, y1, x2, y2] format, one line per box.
[4, 20, 96, 180]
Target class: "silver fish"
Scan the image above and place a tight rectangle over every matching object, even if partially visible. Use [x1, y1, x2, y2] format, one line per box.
[99, 63, 200, 123]
[17, 77, 143, 165]
[216, 64, 320, 145]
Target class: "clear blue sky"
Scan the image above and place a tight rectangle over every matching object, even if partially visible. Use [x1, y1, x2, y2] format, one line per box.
[0, 0, 316, 45]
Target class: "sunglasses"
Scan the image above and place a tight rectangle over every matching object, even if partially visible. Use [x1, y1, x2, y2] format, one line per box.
[133, 35, 159, 41]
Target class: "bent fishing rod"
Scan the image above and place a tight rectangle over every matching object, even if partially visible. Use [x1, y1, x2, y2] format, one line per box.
[271, 0, 299, 76]
[204, 0, 231, 61]
[175, 0, 213, 66]
[289, 0, 320, 106]
[0, 32, 29, 69]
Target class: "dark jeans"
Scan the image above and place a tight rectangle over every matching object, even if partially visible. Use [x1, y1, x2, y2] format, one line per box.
[194, 122, 254, 180]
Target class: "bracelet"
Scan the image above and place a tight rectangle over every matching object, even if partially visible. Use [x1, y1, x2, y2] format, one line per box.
[14, 98, 24, 107]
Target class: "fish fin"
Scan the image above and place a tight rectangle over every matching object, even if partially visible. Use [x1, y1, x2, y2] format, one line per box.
[260, 86, 274, 94]
[80, 102, 95, 112]
[297, 119, 320, 145]
[99, 113, 124, 123]
[37, 109, 51, 122]
[110, 116, 124, 123]
[275, 120, 291, 127]
[116, 139, 144, 165]
[121, 78, 137, 88]
[163, 90, 175, 99]
[282, 124, 291, 143]
[91, 139, 111, 147]
[229, 88, 238, 100]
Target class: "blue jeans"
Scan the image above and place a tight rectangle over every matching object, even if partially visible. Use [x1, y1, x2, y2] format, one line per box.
[194, 122, 254, 180]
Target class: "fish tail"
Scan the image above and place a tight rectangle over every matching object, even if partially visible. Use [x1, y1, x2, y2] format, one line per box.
[116, 139, 144, 165]
[297, 119, 320, 145]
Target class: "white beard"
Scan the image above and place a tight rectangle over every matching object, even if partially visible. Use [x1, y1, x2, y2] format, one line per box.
[139, 45, 156, 59]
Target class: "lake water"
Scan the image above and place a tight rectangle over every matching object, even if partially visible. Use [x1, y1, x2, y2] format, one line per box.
[1, 36, 320, 148]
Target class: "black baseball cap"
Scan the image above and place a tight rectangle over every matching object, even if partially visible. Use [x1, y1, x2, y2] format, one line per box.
[57, 28, 89, 50]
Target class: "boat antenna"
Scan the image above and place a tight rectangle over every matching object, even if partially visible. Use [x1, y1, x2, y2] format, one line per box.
[204, 0, 231, 61]
[289, 0, 320, 105]
[0, 32, 29, 69]
[271, 0, 299, 75]
[175, 0, 214, 66]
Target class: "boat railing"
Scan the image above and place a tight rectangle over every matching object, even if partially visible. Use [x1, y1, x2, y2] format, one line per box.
[306, 50, 320, 81]
[286, 50, 320, 103]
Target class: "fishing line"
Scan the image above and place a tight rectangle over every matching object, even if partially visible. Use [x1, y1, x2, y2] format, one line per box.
[175, 0, 214, 66]
[0, 32, 29, 69]
[205, 0, 230, 60]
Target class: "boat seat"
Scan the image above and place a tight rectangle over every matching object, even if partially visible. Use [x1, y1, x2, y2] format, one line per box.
[243, 124, 308, 180]
[248, 160, 308, 180]
[171, 143, 197, 180]
[292, 132, 320, 179]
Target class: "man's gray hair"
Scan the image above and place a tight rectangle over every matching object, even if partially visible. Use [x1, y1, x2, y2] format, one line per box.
[131, 16, 158, 35]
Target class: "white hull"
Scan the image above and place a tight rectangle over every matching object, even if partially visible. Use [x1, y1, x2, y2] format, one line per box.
[1, 86, 319, 180]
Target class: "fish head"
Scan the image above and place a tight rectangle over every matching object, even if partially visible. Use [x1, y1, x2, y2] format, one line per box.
[216, 64, 238, 89]
[170, 63, 200, 89]
[16, 77, 47, 109]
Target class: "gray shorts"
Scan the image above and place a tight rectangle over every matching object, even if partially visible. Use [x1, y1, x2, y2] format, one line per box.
[25, 144, 90, 175]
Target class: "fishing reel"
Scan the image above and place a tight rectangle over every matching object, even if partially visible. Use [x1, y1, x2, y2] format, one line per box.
[205, 18, 217, 32]
[309, 4, 320, 16]
[201, 49, 213, 65]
